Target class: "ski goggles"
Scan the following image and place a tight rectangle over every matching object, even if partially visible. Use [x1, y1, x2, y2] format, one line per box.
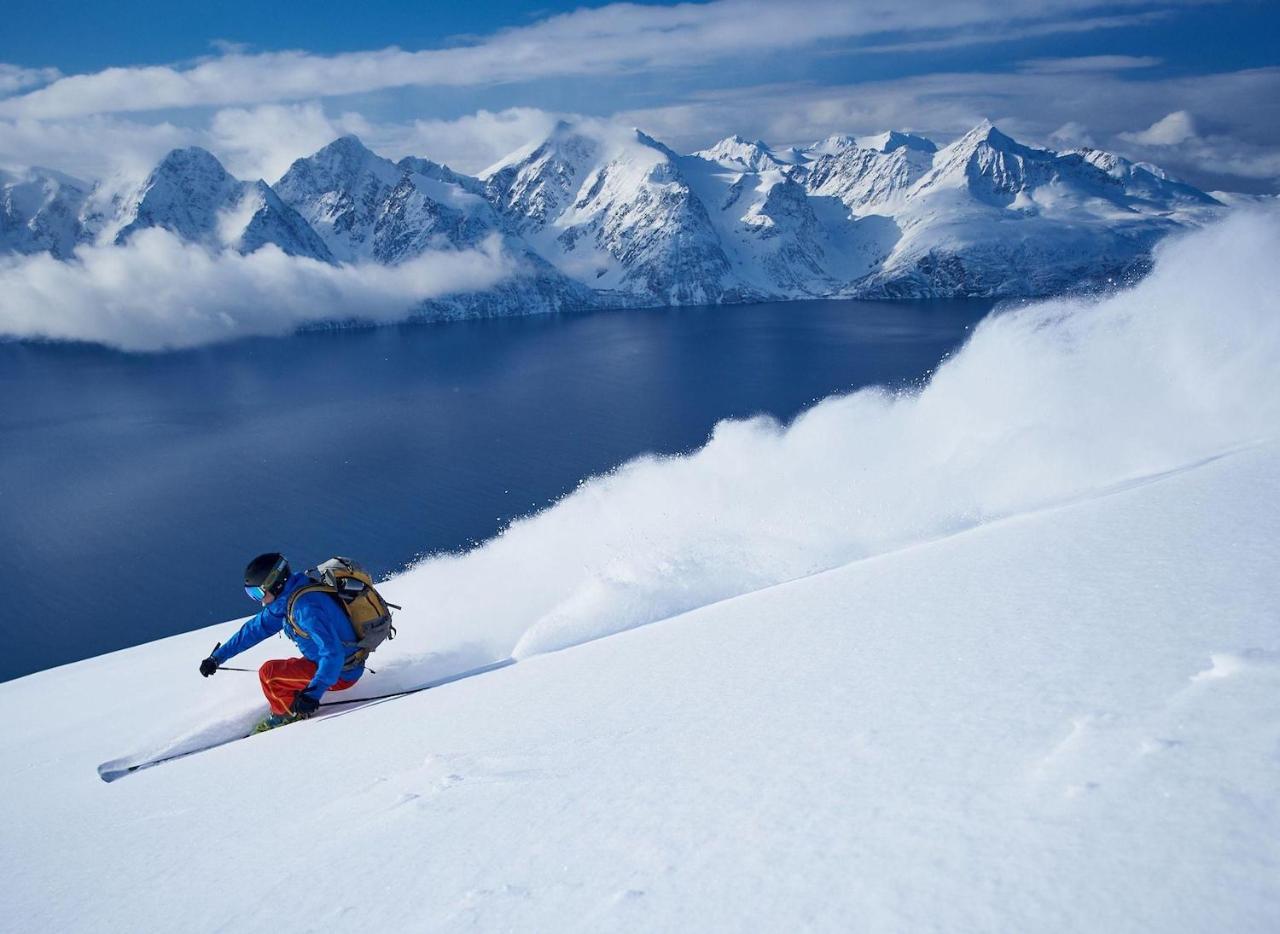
[245, 555, 289, 602]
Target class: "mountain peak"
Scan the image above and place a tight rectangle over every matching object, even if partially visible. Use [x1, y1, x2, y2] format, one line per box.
[153, 147, 232, 180]
[547, 119, 577, 139]
[862, 131, 938, 155]
[329, 133, 370, 150]
[525, 119, 605, 156]
[954, 121, 1018, 151]
[634, 128, 680, 160]
[532, 121, 600, 154]
[705, 134, 768, 152]
[279, 134, 399, 192]
[695, 135, 782, 171]
[311, 134, 379, 164]
[479, 120, 603, 183]
[806, 134, 858, 157]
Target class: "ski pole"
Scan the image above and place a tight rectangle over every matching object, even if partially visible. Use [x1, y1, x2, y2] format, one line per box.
[209, 641, 255, 672]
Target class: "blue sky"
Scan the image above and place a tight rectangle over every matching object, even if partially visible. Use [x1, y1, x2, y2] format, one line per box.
[1, 0, 1277, 191]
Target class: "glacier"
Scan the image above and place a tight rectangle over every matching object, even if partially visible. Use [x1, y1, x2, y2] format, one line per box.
[0, 119, 1229, 339]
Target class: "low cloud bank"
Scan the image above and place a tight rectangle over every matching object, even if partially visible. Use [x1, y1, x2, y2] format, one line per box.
[0, 229, 515, 350]
[375, 209, 1280, 672]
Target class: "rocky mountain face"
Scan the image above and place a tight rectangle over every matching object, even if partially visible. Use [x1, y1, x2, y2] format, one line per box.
[842, 122, 1223, 298]
[2, 121, 1227, 320]
[276, 136, 512, 264]
[275, 134, 594, 314]
[109, 147, 332, 260]
[483, 124, 738, 304]
[0, 167, 91, 259]
[802, 133, 937, 212]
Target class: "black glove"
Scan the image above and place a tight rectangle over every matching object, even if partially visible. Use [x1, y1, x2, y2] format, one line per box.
[199, 656, 219, 677]
[291, 692, 320, 717]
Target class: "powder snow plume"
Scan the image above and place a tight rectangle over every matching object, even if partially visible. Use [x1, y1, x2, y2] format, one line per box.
[371, 209, 1280, 676]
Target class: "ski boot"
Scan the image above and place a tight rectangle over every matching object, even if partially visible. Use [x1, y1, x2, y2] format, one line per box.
[250, 712, 303, 734]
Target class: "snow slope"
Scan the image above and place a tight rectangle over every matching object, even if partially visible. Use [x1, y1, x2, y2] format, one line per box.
[1, 211, 1277, 932]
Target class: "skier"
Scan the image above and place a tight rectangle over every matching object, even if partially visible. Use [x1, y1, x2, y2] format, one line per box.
[198, 553, 364, 732]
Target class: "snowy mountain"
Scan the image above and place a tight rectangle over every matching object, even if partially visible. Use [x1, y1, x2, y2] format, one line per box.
[850, 122, 1222, 298]
[803, 133, 859, 158]
[484, 123, 738, 304]
[278, 135, 507, 264]
[275, 134, 594, 316]
[483, 120, 600, 236]
[692, 134, 791, 173]
[802, 132, 937, 211]
[1070, 146, 1222, 209]
[111, 148, 332, 260]
[3, 213, 1278, 930]
[274, 136, 404, 262]
[478, 120, 1223, 305]
[0, 166, 91, 259]
[0, 120, 1230, 326]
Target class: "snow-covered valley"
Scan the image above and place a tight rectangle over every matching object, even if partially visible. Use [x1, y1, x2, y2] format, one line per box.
[1, 209, 1277, 931]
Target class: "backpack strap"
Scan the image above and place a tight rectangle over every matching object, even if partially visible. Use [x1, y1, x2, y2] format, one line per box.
[286, 583, 365, 667]
[286, 583, 338, 640]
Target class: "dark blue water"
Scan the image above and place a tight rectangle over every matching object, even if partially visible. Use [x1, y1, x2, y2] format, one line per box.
[0, 299, 993, 682]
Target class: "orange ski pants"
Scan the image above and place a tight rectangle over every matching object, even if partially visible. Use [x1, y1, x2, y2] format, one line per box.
[259, 658, 357, 715]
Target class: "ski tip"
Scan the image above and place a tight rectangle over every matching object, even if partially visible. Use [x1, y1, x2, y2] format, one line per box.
[96, 759, 138, 783]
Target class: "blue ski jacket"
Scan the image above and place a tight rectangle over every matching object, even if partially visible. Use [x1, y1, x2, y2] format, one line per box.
[213, 572, 364, 698]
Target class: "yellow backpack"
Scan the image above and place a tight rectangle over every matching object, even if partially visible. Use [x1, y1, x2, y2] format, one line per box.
[286, 557, 399, 667]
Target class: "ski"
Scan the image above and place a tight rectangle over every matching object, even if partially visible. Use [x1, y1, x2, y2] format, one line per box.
[97, 657, 515, 783]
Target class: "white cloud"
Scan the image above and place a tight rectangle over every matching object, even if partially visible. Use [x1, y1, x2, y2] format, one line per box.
[1117, 110, 1280, 183]
[1018, 55, 1163, 74]
[1, 20, 1275, 195]
[206, 104, 560, 181]
[1120, 110, 1198, 146]
[0, 1, 1207, 119]
[369, 108, 563, 176]
[0, 103, 560, 185]
[208, 102, 372, 181]
[0, 114, 189, 180]
[0, 63, 61, 97]
[863, 11, 1173, 54]
[1049, 121, 1097, 148]
[3, 63, 1277, 198]
[0, 229, 517, 350]
[208, 40, 252, 56]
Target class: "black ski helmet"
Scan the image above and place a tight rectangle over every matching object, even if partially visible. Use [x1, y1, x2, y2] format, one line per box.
[244, 552, 290, 598]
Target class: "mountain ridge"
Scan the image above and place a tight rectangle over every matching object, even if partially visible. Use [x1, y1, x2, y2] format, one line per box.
[1, 121, 1228, 322]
